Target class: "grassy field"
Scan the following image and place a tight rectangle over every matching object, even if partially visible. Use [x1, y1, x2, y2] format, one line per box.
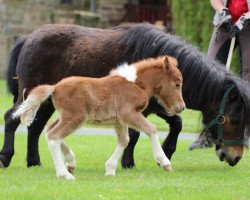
[0, 80, 249, 199]
[0, 134, 249, 200]
[0, 80, 202, 133]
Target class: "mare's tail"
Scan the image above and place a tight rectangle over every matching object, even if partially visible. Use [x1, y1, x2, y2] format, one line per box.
[12, 85, 55, 126]
[7, 36, 27, 102]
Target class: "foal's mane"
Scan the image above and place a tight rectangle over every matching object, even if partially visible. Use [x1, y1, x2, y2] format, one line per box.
[114, 23, 250, 112]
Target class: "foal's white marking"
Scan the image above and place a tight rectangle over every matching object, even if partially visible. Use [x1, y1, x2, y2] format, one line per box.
[105, 144, 125, 176]
[45, 134, 75, 180]
[150, 134, 172, 171]
[114, 63, 137, 82]
[61, 142, 76, 169]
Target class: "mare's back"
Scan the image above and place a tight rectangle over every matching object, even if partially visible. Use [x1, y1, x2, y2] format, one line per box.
[16, 24, 125, 86]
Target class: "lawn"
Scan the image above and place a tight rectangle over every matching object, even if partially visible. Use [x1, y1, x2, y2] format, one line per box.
[0, 80, 202, 133]
[0, 80, 249, 199]
[0, 134, 249, 200]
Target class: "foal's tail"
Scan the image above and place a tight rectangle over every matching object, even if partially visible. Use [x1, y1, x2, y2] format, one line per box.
[12, 85, 55, 126]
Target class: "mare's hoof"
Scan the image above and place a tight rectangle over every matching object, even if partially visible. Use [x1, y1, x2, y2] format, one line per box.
[27, 161, 42, 168]
[121, 150, 135, 169]
[67, 166, 75, 174]
[0, 155, 10, 168]
[163, 164, 173, 172]
[121, 157, 135, 169]
[121, 162, 135, 169]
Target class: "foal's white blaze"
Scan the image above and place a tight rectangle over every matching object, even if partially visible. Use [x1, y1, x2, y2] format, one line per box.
[115, 63, 137, 82]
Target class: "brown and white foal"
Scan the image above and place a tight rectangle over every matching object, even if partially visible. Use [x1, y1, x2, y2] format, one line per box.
[13, 56, 185, 180]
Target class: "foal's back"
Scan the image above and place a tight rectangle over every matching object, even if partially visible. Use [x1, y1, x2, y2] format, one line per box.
[52, 76, 148, 121]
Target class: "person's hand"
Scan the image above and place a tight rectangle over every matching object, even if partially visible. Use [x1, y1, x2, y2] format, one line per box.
[217, 8, 232, 31]
[229, 13, 250, 38]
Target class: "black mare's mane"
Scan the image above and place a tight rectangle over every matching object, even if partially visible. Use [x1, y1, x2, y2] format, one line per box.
[114, 23, 250, 114]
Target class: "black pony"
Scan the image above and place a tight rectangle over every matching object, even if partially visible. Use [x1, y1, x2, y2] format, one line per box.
[1, 23, 249, 169]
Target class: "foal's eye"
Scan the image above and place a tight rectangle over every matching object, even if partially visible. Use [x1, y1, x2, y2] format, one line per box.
[176, 83, 181, 88]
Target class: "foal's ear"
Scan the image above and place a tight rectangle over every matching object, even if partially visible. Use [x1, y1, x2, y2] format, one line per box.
[163, 56, 172, 72]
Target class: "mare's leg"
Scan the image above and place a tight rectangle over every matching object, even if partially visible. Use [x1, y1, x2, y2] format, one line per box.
[27, 101, 55, 167]
[105, 125, 129, 176]
[121, 107, 151, 168]
[0, 106, 21, 168]
[121, 112, 172, 171]
[121, 128, 140, 168]
[157, 112, 182, 160]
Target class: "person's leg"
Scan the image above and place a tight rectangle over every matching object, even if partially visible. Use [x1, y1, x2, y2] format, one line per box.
[237, 26, 250, 83]
[207, 27, 232, 63]
[237, 26, 250, 146]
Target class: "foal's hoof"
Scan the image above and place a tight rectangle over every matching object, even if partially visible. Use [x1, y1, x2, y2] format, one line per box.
[58, 172, 75, 180]
[163, 164, 173, 172]
[67, 166, 75, 174]
[105, 171, 116, 176]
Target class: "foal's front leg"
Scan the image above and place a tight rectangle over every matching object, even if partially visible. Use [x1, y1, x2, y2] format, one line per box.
[105, 125, 129, 176]
[122, 112, 172, 171]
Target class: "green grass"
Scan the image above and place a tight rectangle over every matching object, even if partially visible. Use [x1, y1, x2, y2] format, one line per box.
[0, 134, 249, 199]
[0, 80, 202, 133]
[0, 81, 249, 199]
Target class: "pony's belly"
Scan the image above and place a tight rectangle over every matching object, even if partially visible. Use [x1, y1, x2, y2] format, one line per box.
[88, 117, 118, 125]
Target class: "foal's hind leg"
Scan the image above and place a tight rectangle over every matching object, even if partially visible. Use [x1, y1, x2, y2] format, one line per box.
[61, 141, 76, 173]
[121, 112, 172, 171]
[46, 119, 75, 172]
[46, 113, 84, 180]
[46, 123, 74, 179]
[105, 125, 129, 176]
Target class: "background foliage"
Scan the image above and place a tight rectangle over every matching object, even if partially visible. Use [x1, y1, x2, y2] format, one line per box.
[171, 0, 240, 74]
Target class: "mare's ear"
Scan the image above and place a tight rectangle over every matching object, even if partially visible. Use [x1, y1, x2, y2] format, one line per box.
[163, 56, 172, 72]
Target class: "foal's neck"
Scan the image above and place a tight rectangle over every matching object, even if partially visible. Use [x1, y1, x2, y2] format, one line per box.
[135, 68, 161, 99]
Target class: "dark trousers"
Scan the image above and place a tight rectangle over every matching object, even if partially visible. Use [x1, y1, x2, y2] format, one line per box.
[208, 26, 250, 82]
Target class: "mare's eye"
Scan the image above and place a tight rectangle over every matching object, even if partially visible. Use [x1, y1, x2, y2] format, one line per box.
[176, 83, 181, 88]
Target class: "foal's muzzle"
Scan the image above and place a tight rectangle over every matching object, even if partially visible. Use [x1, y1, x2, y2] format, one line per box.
[175, 103, 186, 114]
